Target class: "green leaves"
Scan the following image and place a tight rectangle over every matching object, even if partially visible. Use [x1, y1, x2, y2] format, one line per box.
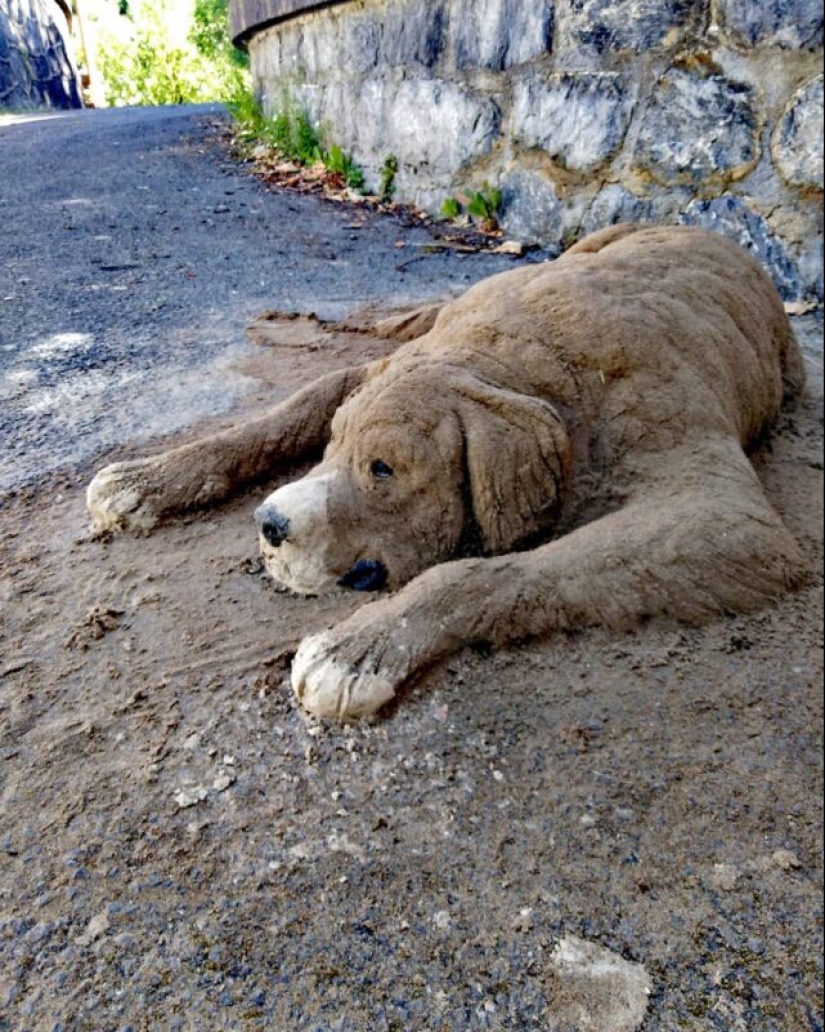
[379, 154, 399, 202]
[323, 144, 365, 189]
[441, 183, 503, 230]
[441, 196, 462, 220]
[97, 0, 248, 106]
[467, 186, 503, 222]
[228, 93, 367, 192]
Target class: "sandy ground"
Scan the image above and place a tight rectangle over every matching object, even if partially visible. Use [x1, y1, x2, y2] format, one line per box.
[1, 107, 823, 1030]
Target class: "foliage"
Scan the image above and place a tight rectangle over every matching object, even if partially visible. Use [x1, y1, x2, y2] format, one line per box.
[229, 90, 367, 192]
[97, 0, 248, 107]
[441, 183, 503, 230]
[324, 143, 366, 191]
[440, 196, 462, 220]
[379, 154, 398, 202]
[467, 184, 503, 224]
[225, 83, 266, 136]
[190, 0, 247, 67]
[275, 109, 323, 165]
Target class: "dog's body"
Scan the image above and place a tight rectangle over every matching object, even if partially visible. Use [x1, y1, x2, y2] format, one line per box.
[88, 225, 808, 718]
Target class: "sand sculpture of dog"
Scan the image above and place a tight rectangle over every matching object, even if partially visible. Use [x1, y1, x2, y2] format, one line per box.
[87, 224, 808, 719]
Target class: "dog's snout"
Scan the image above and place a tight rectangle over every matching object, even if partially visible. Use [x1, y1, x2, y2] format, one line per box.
[256, 506, 290, 548]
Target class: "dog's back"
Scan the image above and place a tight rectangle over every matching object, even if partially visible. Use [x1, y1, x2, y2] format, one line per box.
[416, 224, 804, 454]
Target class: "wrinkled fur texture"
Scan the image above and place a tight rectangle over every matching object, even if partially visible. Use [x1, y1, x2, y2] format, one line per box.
[88, 225, 808, 719]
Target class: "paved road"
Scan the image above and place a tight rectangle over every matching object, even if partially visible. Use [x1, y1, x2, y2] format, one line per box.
[0, 104, 526, 494]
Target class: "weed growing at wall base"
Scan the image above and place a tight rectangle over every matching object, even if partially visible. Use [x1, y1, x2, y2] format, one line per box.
[228, 90, 367, 193]
[379, 154, 399, 202]
[441, 184, 504, 232]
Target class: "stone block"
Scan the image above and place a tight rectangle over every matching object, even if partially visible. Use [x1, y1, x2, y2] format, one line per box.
[378, 2, 449, 70]
[500, 170, 590, 249]
[0, 0, 81, 109]
[283, 77, 500, 181]
[258, 10, 380, 82]
[714, 0, 824, 50]
[555, 0, 706, 55]
[772, 75, 824, 191]
[580, 185, 654, 235]
[512, 72, 634, 171]
[680, 194, 805, 300]
[634, 66, 759, 182]
[448, 0, 553, 71]
[501, 170, 563, 248]
[262, 0, 555, 80]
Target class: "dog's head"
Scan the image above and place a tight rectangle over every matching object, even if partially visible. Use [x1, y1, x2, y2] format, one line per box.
[255, 359, 571, 595]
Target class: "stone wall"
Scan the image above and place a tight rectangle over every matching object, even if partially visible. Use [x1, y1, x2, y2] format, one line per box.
[0, 0, 82, 110]
[238, 0, 823, 304]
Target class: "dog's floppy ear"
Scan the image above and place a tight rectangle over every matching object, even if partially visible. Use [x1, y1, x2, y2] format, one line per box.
[455, 376, 571, 554]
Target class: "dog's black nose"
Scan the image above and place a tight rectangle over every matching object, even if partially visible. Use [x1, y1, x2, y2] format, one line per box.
[255, 506, 290, 548]
[337, 560, 388, 592]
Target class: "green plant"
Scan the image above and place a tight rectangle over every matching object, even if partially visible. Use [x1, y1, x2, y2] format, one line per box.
[466, 183, 503, 230]
[344, 163, 366, 192]
[440, 196, 462, 220]
[323, 143, 365, 190]
[379, 154, 399, 202]
[98, 0, 248, 106]
[252, 106, 322, 164]
[226, 84, 266, 138]
[228, 90, 367, 191]
[292, 111, 324, 164]
[190, 0, 247, 69]
[440, 184, 503, 230]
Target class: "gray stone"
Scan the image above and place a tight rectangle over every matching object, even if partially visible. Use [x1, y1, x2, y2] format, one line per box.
[257, 10, 381, 82]
[449, 0, 554, 71]
[377, 2, 448, 71]
[680, 194, 804, 301]
[581, 185, 655, 236]
[512, 72, 634, 172]
[556, 0, 706, 55]
[359, 77, 500, 178]
[500, 170, 564, 249]
[797, 240, 824, 305]
[259, 0, 554, 79]
[279, 77, 500, 188]
[793, 311, 824, 365]
[714, 0, 824, 50]
[634, 67, 759, 182]
[0, 0, 82, 110]
[773, 75, 824, 190]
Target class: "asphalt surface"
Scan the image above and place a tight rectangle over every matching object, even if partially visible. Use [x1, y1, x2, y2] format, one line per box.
[0, 104, 532, 495]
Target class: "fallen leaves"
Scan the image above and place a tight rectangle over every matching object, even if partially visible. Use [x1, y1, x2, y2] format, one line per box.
[227, 127, 531, 260]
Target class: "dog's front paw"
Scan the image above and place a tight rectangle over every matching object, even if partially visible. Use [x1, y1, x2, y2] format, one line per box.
[86, 460, 162, 533]
[291, 630, 398, 720]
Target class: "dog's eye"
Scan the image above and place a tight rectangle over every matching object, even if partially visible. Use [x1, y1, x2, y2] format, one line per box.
[370, 460, 394, 480]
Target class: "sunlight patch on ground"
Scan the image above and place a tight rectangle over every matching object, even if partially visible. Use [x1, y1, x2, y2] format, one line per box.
[0, 332, 259, 491]
[28, 332, 96, 359]
[0, 112, 74, 127]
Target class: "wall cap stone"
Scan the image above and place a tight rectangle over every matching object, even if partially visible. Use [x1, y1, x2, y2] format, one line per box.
[230, 0, 350, 48]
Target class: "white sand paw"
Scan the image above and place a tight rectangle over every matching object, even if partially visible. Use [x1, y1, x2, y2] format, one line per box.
[291, 632, 396, 720]
[86, 462, 160, 533]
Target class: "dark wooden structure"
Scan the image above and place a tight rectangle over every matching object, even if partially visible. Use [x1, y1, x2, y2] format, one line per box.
[230, 0, 351, 48]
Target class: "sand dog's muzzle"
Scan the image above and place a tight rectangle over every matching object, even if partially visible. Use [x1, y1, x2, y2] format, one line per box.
[255, 472, 389, 595]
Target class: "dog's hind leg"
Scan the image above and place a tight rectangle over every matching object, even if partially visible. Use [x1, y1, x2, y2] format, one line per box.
[291, 435, 807, 718]
[87, 364, 368, 533]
